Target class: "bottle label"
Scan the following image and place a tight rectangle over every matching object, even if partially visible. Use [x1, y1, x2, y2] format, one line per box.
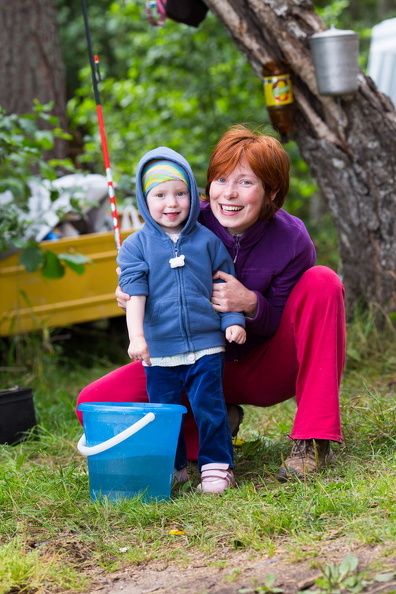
[264, 74, 294, 106]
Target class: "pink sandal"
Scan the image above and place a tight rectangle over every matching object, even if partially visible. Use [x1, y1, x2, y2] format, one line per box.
[197, 463, 235, 494]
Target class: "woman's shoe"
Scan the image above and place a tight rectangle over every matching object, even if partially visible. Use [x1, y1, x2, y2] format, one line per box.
[197, 463, 235, 494]
[277, 439, 333, 482]
[227, 404, 244, 437]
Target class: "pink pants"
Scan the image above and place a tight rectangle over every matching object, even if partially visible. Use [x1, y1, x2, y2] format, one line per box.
[76, 266, 346, 460]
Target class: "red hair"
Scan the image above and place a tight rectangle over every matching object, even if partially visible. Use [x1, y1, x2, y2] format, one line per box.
[205, 125, 290, 221]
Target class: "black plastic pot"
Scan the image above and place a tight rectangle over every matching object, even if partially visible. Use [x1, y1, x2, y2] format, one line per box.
[0, 387, 37, 445]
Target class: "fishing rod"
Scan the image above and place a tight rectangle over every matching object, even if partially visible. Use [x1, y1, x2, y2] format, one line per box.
[80, 0, 122, 251]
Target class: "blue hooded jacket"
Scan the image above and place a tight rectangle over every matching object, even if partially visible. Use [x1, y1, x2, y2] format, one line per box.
[117, 147, 245, 358]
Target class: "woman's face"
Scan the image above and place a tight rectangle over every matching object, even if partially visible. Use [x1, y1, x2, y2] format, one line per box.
[209, 159, 265, 235]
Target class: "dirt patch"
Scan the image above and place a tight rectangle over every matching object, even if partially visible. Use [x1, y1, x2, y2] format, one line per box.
[88, 542, 396, 594]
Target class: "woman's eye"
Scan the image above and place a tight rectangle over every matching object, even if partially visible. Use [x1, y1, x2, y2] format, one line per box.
[240, 180, 252, 185]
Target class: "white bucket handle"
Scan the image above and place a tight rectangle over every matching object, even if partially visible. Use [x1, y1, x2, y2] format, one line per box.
[77, 412, 155, 457]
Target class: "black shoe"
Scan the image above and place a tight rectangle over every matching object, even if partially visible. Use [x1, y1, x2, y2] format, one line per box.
[226, 404, 244, 437]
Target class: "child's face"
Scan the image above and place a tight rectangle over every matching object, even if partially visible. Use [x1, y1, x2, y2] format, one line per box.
[146, 180, 190, 233]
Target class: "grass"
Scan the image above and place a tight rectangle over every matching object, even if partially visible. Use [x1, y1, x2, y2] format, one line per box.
[0, 312, 395, 593]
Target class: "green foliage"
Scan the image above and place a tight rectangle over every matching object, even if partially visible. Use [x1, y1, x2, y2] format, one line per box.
[313, 554, 363, 593]
[0, 536, 87, 594]
[0, 103, 92, 278]
[312, 554, 396, 593]
[64, 3, 266, 187]
[346, 303, 396, 365]
[0, 101, 71, 204]
[314, 0, 350, 28]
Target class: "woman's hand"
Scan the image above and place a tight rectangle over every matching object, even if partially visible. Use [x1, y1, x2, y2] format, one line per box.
[115, 267, 130, 310]
[212, 270, 258, 318]
[115, 285, 131, 310]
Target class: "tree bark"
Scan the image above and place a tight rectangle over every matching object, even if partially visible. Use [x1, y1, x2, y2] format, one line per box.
[0, 0, 67, 159]
[204, 0, 396, 316]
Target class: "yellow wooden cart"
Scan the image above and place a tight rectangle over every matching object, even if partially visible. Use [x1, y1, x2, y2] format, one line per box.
[0, 230, 132, 336]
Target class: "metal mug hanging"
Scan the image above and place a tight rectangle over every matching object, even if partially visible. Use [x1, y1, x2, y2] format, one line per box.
[309, 26, 359, 97]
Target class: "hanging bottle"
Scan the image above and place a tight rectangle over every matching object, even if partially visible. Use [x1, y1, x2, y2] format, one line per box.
[262, 62, 294, 143]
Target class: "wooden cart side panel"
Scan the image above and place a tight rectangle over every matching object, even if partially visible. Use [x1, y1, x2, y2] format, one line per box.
[0, 231, 132, 336]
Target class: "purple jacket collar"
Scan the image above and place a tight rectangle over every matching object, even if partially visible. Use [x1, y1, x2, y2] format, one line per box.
[199, 201, 267, 251]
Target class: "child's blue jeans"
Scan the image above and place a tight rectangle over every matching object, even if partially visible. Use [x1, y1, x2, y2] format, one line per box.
[144, 353, 233, 472]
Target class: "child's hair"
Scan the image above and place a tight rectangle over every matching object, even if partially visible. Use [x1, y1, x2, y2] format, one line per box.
[205, 125, 290, 221]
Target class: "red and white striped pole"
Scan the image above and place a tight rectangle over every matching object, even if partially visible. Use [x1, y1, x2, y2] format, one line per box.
[81, 1, 122, 251]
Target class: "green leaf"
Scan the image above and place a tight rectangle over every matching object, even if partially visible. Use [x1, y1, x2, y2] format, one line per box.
[41, 250, 65, 279]
[18, 245, 44, 273]
[35, 130, 55, 150]
[58, 253, 92, 265]
[69, 197, 83, 212]
[265, 574, 276, 588]
[374, 572, 395, 583]
[63, 261, 85, 274]
[339, 553, 359, 576]
[59, 252, 92, 275]
[346, 347, 362, 362]
[39, 161, 58, 181]
[34, 99, 54, 113]
[241, 438, 263, 458]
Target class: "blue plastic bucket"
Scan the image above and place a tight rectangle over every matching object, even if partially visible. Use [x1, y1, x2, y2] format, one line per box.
[77, 402, 187, 502]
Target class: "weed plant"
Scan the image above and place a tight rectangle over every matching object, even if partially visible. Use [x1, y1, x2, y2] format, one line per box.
[0, 311, 395, 593]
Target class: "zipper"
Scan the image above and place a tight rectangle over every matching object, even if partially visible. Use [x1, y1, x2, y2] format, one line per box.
[172, 237, 192, 351]
[233, 235, 241, 263]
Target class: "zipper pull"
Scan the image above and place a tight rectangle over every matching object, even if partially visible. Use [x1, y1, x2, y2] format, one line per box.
[169, 255, 185, 268]
[169, 237, 185, 268]
[233, 236, 241, 264]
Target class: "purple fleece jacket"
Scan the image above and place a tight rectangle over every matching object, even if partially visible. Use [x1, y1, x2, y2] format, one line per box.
[199, 202, 316, 361]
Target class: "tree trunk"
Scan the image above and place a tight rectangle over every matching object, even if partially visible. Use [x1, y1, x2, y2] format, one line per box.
[204, 0, 396, 316]
[0, 0, 67, 159]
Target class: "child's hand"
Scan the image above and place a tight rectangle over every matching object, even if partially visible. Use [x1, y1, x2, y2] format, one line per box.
[128, 336, 151, 366]
[226, 325, 246, 344]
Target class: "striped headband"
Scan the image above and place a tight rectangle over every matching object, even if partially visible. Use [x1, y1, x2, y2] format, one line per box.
[142, 160, 190, 196]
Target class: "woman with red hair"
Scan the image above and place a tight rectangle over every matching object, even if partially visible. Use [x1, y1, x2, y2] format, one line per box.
[77, 125, 346, 482]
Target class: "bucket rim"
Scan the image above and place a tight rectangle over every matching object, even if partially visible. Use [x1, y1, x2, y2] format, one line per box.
[77, 402, 188, 414]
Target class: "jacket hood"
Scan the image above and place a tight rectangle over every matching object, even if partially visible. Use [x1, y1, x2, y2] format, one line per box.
[135, 146, 201, 236]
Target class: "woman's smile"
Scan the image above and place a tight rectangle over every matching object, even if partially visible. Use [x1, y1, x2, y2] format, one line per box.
[219, 204, 244, 213]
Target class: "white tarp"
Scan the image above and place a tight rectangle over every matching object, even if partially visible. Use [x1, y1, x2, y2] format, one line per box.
[368, 17, 396, 108]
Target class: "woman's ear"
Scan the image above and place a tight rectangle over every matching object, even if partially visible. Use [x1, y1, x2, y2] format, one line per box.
[271, 191, 278, 202]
